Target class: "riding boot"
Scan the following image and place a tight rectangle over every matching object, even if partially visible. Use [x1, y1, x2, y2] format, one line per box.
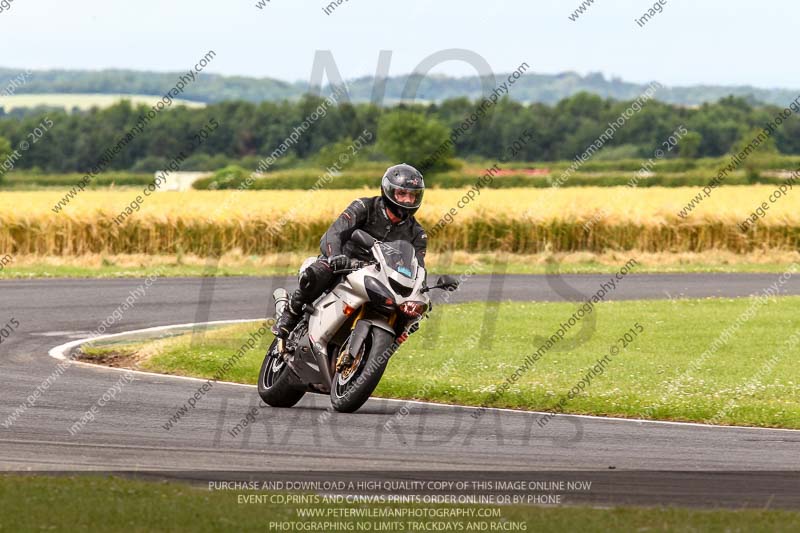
[273, 291, 304, 339]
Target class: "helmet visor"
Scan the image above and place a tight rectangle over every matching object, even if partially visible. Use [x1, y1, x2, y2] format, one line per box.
[386, 183, 424, 208]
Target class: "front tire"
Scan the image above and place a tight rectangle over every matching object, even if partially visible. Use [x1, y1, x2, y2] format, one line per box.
[330, 328, 396, 413]
[258, 338, 306, 408]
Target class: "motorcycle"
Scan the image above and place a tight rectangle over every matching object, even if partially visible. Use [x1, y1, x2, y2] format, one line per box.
[258, 229, 459, 413]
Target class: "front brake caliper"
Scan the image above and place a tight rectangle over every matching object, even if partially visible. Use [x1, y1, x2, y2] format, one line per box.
[336, 350, 354, 373]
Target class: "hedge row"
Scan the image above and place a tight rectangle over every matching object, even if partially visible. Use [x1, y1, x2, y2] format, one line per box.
[192, 171, 793, 190]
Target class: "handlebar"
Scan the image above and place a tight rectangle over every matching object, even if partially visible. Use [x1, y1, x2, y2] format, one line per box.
[331, 259, 376, 275]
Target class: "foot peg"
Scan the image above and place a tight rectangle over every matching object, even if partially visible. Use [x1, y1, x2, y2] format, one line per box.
[273, 309, 300, 339]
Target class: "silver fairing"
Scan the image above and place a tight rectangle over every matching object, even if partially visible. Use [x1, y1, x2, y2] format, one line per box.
[289, 241, 431, 386]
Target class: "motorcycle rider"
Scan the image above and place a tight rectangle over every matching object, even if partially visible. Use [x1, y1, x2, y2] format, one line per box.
[272, 163, 428, 340]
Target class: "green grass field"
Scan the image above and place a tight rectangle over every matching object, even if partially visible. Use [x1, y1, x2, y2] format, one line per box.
[2, 250, 799, 279]
[83, 297, 800, 428]
[1, 475, 798, 532]
[1, 93, 205, 110]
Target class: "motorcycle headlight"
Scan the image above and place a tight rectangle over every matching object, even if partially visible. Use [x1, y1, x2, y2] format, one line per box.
[399, 301, 428, 318]
[364, 276, 395, 310]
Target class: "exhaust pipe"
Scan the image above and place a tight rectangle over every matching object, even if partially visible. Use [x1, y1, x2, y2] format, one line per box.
[273, 288, 289, 319]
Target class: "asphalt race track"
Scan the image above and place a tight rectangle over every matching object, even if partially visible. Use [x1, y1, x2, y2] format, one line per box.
[2, 274, 800, 509]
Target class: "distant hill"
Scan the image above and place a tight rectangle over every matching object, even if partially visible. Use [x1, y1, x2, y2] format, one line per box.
[0, 67, 796, 107]
[0, 68, 301, 104]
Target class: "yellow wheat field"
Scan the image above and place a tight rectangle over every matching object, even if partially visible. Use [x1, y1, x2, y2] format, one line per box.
[2, 187, 799, 255]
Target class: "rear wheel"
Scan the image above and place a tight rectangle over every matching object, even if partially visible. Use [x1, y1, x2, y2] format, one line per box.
[258, 338, 306, 408]
[330, 328, 396, 413]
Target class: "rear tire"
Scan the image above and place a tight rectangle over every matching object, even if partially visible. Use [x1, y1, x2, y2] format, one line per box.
[330, 328, 396, 413]
[258, 338, 306, 408]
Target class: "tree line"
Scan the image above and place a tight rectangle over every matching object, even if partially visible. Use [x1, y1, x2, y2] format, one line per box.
[2, 67, 798, 106]
[1, 92, 799, 174]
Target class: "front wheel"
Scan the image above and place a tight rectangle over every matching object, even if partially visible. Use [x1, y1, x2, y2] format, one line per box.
[258, 338, 306, 408]
[330, 328, 396, 413]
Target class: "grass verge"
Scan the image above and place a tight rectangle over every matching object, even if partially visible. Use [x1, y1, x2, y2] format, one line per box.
[1, 475, 798, 532]
[2, 250, 799, 278]
[83, 297, 800, 429]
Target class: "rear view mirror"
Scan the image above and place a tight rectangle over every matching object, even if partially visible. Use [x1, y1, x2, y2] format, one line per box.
[351, 229, 376, 249]
[436, 275, 460, 292]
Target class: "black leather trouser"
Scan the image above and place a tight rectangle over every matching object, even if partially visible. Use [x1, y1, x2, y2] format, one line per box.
[288, 259, 335, 315]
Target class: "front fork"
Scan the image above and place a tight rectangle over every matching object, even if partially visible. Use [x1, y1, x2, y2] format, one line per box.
[336, 308, 398, 372]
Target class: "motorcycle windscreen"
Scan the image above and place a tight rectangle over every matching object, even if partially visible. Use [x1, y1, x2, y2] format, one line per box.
[379, 241, 417, 278]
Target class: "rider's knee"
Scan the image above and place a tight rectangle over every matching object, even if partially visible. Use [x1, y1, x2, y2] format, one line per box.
[299, 260, 332, 292]
[298, 266, 316, 291]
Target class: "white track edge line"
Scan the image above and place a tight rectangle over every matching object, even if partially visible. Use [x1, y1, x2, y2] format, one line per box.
[47, 319, 263, 388]
[47, 319, 800, 433]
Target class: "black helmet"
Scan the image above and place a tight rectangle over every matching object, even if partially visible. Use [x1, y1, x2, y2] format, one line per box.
[381, 163, 425, 220]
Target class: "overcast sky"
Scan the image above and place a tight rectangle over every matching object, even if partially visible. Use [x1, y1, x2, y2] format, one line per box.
[0, 0, 793, 88]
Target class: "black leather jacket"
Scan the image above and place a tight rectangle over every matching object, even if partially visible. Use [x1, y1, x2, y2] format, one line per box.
[320, 196, 428, 267]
